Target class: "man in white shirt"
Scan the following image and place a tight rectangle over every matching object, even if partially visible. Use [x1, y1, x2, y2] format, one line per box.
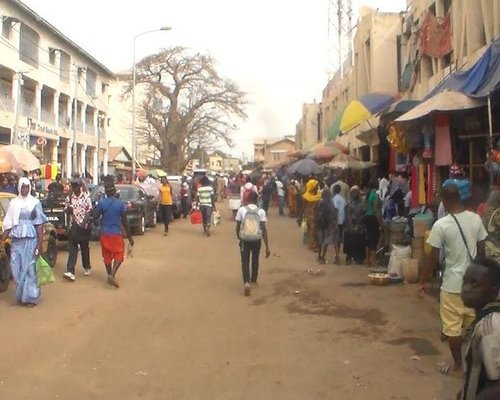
[330, 176, 349, 202]
[235, 191, 271, 296]
[275, 178, 285, 216]
[420, 184, 488, 375]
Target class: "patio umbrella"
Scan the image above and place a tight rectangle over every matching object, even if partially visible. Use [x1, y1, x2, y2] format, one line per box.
[328, 108, 345, 140]
[148, 168, 167, 177]
[136, 169, 149, 178]
[306, 141, 349, 160]
[340, 92, 399, 134]
[0, 144, 40, 173]
[326, 154, 375, 170]
[288, 159, 322, 176]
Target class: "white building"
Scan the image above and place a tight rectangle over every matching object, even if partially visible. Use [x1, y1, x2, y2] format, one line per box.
[0, 0, 114, 181]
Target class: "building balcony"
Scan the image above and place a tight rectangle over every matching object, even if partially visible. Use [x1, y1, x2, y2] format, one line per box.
[0, 96, 14, 112]
[85, 124, 95, 135]
[20, 103, 36, 119]
[41, 109, 55, 125]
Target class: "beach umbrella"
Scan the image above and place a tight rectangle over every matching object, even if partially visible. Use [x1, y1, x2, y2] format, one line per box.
[340, 92, 399, 134]
[148, 168, 167, 177]
[326, 154, 375, 170]
[287, 159, 322, 176]
[0, 144, 40, 173]
[306, 141, 349, 160]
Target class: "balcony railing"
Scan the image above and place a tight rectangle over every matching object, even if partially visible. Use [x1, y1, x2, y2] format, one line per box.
[59, 115, 70, 127]
[20, 103, 36, 119]
[41, 109, 54, 124]
[0, 96, 14, 112]
[85, 124, 95, 135]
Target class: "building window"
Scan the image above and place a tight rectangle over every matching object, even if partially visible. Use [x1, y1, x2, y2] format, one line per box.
[60, 51, 70, 83]
[272, 153, 281, 161]
[49, 48, 57, 65]
[86, 68, 97, 97]
[2, 18, 12, 39]
[101, 82, 107, 94]
[19, 24, 39, 68]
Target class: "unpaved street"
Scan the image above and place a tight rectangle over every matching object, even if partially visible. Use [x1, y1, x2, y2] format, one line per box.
[1, 205, 459, 400]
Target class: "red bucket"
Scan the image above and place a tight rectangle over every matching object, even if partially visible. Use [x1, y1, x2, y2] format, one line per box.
[190, 210, 202, 225]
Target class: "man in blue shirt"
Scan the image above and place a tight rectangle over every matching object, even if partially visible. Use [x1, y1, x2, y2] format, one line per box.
[93, 181, 134, 288]
[333, 184, 346, 265]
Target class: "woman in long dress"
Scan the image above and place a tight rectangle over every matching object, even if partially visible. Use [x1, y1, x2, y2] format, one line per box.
[302, 179, 321, 252]
[4, 177, 47, 306]
[343, 185, 367, 264]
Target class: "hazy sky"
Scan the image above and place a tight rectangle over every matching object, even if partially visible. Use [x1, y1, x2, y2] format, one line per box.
[22, 0, 407, 159]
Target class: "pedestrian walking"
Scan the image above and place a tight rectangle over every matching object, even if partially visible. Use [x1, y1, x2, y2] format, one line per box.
[332, 184, 346, 264]
[261, 179, 274, 213]
[3, 177, 47, 306]
[302, 179, 321, 252]
[343, 186, 366, 265]
[63, 178, 92, 281]
[235, 191, 270, 296]
[364, 180, 383, 267]
[459, 257, 500, 400]
[159, 177, 173, 236]
[420, 184, 488, 375]
[275, 177, 285, 216]
[196, 176, 215, 236]
[316, 187, 337, 264]
[180, 177, 190, 218]
[92, 182, 134, 288]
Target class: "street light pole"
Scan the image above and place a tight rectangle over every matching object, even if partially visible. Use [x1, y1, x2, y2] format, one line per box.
[131, 26, 171, 179]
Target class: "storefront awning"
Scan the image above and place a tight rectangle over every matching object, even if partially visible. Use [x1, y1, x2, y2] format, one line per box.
[395, 90, 485, 122]
[427, 37, 500, 98]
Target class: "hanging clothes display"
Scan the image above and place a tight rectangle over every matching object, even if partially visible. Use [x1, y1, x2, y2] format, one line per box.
[434, 113, 453, 166]
[420, 12, 452, 58]
[418, 164, 426, 204]
[427, 164, 435, 204]
[411, 165, 419, 208]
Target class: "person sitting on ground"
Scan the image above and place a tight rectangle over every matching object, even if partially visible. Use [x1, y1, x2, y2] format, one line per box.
[316, 187, 337, 264]
[420, 184, 488, 375]
[459, 258, 500, 400]
[235, 191, 270, 296]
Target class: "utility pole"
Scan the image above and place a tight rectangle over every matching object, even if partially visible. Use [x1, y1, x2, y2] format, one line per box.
[72, 65, 81, 178]
[12, 72, 23, 145]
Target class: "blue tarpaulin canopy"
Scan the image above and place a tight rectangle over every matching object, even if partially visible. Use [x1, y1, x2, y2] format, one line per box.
[427, 37, 500, 99]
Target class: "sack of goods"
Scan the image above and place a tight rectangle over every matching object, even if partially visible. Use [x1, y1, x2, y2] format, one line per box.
[212, 210, 221, 226]
[240, 207, 262, 241]
[387, 244, 412, 278]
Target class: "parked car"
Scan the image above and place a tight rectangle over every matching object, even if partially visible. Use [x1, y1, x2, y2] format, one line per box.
[40, 192, 71, 241]
[90, 184, 158, 238]
[0, 192, 58, 292]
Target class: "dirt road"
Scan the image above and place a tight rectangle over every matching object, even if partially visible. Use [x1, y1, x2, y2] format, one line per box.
[1, 204, 459, 400]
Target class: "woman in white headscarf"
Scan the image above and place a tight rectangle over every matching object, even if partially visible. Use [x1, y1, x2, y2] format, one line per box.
[3, 177, 47, 306]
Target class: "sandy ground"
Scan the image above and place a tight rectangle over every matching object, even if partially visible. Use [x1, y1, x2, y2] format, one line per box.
[0, 203, 460, 400]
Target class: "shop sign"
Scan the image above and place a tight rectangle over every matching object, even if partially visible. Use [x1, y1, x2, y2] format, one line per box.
[26, 118, 57, 136]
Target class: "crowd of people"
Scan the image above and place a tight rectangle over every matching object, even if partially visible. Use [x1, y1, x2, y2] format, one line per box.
[3, 165, 500, 398]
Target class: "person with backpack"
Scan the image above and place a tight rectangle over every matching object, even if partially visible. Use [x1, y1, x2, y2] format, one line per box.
[235, 191, 271, 296]
[459, 257, 500, 400]
[420, 184, 488, 375]
[316, 188, 337, 264]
